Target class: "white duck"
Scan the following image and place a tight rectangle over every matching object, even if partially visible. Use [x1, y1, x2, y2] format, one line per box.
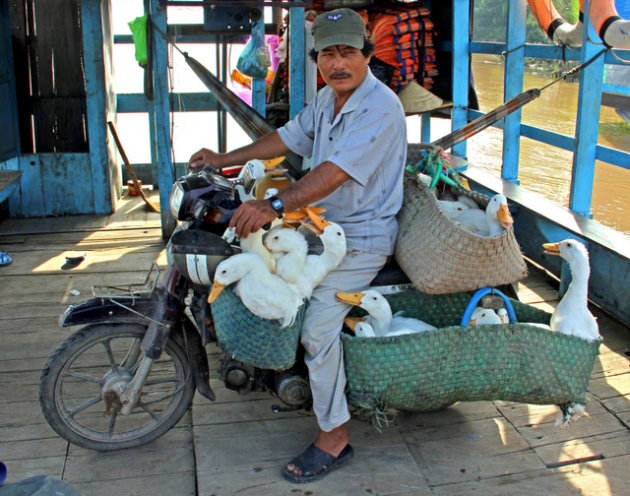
[344, 317, 376, 338]
[438, 198, 473, 220]
[227, 188, 304, 273]
[543, 239, 599, 341]
[263, 227, 313, 299]
[336, 289, 437, 336]
[300, 209, 347, 289]
[497, 308, 509, 324]
[469, 307, 503, 325]
[233, 157, 286, 202]
[208, 252, 303, 328]
[455, 193, 514, 236]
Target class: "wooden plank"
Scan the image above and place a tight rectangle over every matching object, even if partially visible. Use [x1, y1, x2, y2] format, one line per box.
[403, 417, 544, 486]
[70, 471, 196, 496]
[0, 247, 166, 277]
[535, 430, 630, 466]
[396, 401, 503, 431]
[64, 430, 193, 484]
[511, 411, 627, 449]
[1, 456, 66, 484]
[194, 417, 432, 496]
[589, 373, 630, 400]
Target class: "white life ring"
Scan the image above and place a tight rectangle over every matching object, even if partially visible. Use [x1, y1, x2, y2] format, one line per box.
[527, 0, 630, 49]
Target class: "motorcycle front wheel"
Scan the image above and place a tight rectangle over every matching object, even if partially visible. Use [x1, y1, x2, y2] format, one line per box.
[39, 323, 195, 451]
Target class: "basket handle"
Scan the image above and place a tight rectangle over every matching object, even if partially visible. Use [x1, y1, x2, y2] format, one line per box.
[460, 287, 518, 326]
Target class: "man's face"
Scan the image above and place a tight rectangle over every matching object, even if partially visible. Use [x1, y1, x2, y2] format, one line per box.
[316, 45, 370, 94]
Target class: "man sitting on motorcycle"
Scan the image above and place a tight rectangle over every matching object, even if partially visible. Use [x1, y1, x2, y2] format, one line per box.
[188, 8, 407, 483]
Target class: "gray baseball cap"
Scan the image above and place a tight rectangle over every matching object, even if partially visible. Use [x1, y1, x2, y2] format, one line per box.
[311, 8, 366, 51]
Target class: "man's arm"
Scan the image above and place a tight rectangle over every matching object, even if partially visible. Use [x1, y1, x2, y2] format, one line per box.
[187, 130, 290, 170]
[229, 161, 351, 237]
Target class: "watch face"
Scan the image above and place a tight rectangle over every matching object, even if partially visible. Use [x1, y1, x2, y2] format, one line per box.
[271, 199, 283, 210]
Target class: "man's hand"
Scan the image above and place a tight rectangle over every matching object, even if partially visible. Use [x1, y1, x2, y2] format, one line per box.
[188, 148, 224, 171]
[229, 200, 277, 238]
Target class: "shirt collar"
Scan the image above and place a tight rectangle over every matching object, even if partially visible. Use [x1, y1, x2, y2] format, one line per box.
[322, 67, 377, 120]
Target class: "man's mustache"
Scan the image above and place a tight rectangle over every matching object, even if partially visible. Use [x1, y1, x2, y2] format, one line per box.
[330, 71, 352, 79]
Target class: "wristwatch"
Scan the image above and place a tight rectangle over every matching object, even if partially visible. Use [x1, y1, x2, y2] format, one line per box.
[267, 196, 284, 218]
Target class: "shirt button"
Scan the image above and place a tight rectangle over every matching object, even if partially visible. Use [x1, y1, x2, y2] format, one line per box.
[329, 137, 333, 141]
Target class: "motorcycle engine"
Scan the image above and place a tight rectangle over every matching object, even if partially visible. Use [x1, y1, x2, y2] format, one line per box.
[219, 357, 256, 393]
[275, 372, 311, 407]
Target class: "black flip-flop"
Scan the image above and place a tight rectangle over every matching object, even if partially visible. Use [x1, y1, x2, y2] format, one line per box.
[282, 443, 354, 483]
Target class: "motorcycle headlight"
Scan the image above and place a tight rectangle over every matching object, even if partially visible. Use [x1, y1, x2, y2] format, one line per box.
[169, 182, 186, 220]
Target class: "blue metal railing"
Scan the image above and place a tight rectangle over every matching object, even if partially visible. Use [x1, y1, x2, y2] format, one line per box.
[451, 0, 630, 218]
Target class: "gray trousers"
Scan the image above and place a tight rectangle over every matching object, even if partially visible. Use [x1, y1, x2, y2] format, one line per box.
[300, 250, 388, 432]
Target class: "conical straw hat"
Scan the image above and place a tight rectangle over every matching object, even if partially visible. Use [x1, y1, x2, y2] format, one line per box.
[398, 80, 443, 114]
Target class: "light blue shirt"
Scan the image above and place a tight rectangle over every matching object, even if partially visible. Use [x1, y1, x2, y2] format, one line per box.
[277, 69, 407, 255]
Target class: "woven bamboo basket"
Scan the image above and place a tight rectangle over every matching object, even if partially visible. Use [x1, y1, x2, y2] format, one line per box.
[395, 172, 528, 294]
[342, 290, 600, 417]
[210, 285, 306, 370]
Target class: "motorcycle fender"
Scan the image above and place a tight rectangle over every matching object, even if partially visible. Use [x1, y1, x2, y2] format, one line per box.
[172, 317, 215, 402]
[59, 296, 156, 327]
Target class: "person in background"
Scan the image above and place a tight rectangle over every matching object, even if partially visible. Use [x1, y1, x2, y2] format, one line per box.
[188, 8, 407, 483]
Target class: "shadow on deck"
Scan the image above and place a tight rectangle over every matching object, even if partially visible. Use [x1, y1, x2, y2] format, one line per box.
[0, 193, 628, 496]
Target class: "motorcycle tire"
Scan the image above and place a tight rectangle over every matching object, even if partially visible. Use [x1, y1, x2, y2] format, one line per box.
[39, 323, 195, 451]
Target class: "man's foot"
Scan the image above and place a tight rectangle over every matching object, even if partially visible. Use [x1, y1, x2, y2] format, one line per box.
[283, 424, 350, 483]
[282, 443, 354, 483]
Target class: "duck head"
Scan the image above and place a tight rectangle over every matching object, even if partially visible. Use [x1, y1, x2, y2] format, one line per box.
[336, 289, 393, 334]
[263, 227, 308, 258]
[543, 239, 590, 272]
[207, 253, 264, 303]
[487, 194, 514, 229]
[469, 307, 502, 325]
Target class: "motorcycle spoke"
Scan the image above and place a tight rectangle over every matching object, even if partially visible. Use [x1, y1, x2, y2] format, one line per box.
[136, 401, 160, 422]
[66, 370, 102, 384]
[102, 339, 119, 372]
[144, 376, 179, 386]
[68, 394, 102, 418]
[107, 411, 118, 436]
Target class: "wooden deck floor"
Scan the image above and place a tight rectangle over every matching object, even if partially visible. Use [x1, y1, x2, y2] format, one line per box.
[1, 193, 629, 496]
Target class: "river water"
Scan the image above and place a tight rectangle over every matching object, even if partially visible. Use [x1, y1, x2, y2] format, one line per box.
[465, 54, 630, 235]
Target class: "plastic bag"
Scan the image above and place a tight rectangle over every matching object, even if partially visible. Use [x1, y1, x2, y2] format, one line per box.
[128, 14, 149, 67]
[237, 31, 270, 79]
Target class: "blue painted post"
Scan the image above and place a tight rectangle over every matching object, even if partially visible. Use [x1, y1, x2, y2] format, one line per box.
[149, 0, 176, 237]
[501, 0, 526, 184]
[289, 7, 305, 120]
[451, 0, 469, 158]
[251, 15, 266, 117]
[421, 113, 431, 143]
[570, 0, 603, 217]
[81, 0, 115, 214]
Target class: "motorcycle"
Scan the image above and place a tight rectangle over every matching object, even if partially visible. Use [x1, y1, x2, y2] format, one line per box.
[38, 165, 412, 451]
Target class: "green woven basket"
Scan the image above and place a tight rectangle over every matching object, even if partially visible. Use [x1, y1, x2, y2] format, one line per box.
[211, 285, 306, 370]
[342, 290, 601, 416]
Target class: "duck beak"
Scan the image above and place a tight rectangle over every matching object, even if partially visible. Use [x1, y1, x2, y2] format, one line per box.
[265, 167, 288, 177]
[207, 281, 226, 303]
[497, 204, 514, 228]
[305, 207, 330, 233]
[469, 318, 477, 325]
[299, 218, 323, 235]
[344, 316, 367, 333]
[336, 291, 366, 306]
[262, 156, 285, 169]
[543, 242, 561, 255]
